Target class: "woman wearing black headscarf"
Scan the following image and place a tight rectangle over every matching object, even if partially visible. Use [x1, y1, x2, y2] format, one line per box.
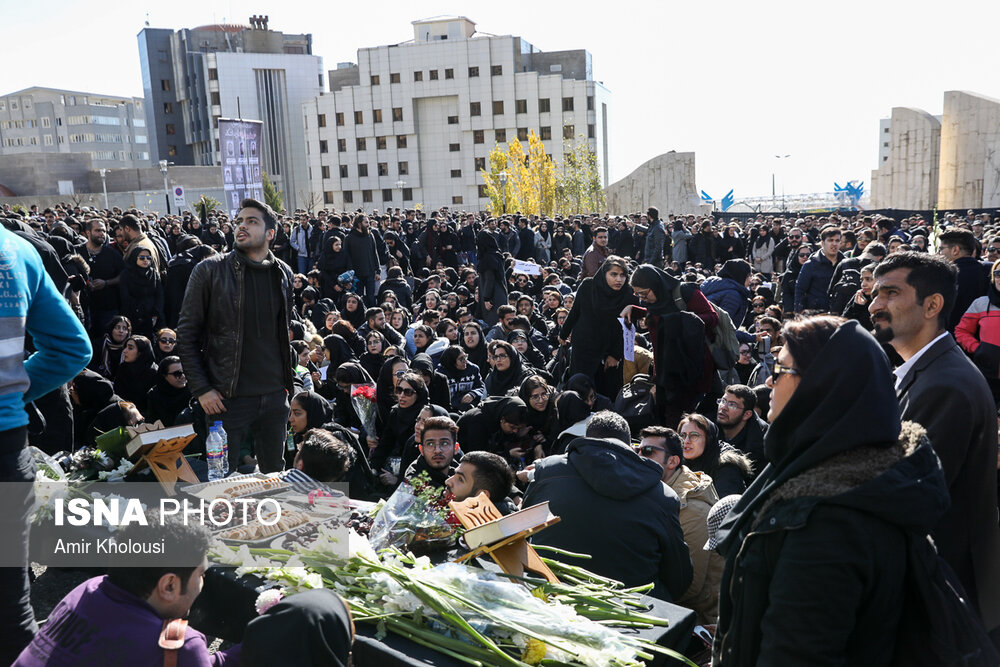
[460, 321, 489, 379]
[438, 346, 486, 412]
[518, 375, 557, 454]
[359, 330, 388, 381]
[287, 390, 335, 468]
[144, 356, 190, 427]
[712, 316, 951, 666]
[484, 340, 531, 397]
[625, 264, 719, 427]
[559, 256, 637, 398]
[119, 245, 164, 338]
[550, 390, 592, 455]
[476, 231, 508, 328]
[340, 292, 367, 329]
[313, 334, 357, 400]
[375, 356, 409, 426]
[113, 335, 158, 414]
[243, 589, 354, 667]
[93, 315, 131, 380]
[317, 233, 352, 300]
[371, 372, 428, 491]
[676, 412, 752, 497]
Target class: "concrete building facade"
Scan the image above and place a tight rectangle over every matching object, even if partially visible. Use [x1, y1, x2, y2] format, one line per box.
[604, 151, 703, 215]
[0, 87, 149, 170]
[304, 16, 611, 212]
[938, 90, 1000, 210]
[870, 107, 941, 210]
[138, 18, 323, 211]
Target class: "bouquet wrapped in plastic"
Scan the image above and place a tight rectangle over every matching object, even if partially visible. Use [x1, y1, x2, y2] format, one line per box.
[368, 471, 461, 551]
[350, 383, 378, 442]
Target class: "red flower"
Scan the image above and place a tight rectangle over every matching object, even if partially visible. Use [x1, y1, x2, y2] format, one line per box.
[351, 384, 377, 401]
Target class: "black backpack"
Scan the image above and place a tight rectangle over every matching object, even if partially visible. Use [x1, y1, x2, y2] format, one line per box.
[613, 374, 657, 435]
[890, 531, 999, 667]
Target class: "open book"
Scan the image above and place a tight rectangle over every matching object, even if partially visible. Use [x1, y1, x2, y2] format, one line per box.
[463, 501, 555, 550]
[125, 423, 196, 457]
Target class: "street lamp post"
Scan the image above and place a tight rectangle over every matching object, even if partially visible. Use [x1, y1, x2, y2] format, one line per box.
[158, 160, 171, 215]
[395, 179, 407, 205]
[99, 168, 109, 210]
[773, 154, 790, 212]
[498, 171, 509, 215]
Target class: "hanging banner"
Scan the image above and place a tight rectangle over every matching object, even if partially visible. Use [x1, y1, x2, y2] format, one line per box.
[219, 118, 264, 217]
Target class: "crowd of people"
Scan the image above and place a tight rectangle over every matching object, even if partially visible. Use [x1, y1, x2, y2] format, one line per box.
[3, 197, 1000, 665]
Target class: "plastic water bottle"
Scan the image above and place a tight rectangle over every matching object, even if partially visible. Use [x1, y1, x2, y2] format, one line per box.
[206, 421, 229, 481]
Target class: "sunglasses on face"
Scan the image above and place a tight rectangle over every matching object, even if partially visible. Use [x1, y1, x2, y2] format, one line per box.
[395, 386, 416, 397]
[137, 255, 153, 261]
[771, 361, 800, 383]
[168, 370, 185, 378]
[393, 369, 407, 378]
[159, 338, 176, 344]
[633, 444, 665, 457]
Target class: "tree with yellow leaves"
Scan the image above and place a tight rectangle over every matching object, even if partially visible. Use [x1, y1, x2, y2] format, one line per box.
[480, 132, 557, 217]
[555, 135, 605, 215]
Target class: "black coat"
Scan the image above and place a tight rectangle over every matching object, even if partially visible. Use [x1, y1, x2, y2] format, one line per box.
[951, 256, 990, 331]
[714, 321, 952, 665]
[896, 334, 1000, 632]
[344, 229, 379, 278]
[524, 436, 693, 602]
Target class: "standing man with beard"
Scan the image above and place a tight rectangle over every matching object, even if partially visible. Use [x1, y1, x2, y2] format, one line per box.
[344, 215, 381, 306]
[870, 252, 1000, 646]
[177, 198, 295, 474]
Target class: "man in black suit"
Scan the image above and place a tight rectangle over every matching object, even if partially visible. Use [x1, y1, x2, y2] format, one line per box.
[870, 252, 1000, 643]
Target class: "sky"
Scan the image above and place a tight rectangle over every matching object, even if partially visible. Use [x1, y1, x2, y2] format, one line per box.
[4, 0, 999, 203]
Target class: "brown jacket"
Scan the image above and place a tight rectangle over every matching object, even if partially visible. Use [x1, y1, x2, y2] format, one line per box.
[667, 465, 724, 624]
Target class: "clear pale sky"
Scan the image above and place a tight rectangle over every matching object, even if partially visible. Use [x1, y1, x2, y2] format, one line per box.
[3, 0, 998, 201]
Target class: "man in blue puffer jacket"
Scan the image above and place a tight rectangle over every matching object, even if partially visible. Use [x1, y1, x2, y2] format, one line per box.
[0, 225, 92, 664]
[701, 259, 756, 345]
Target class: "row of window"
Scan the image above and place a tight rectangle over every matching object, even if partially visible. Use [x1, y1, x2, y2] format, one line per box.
[325, 189, 484, 206]
[369, 64, 504, 87]
[89, 151, 148, 161]
[68, 133, 130, 144]
[320, 96, 592, 128]
[319, 134, 408, 153]
[317, 123, 591, 156]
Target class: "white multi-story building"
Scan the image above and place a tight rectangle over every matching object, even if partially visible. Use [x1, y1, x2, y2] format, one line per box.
[0, 87, 149, 168]
[304, 16, 611, 212]
[139, 19, 323, 211]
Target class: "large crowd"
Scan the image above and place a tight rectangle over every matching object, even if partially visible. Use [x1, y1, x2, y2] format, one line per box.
[2, 198, 1000, 665]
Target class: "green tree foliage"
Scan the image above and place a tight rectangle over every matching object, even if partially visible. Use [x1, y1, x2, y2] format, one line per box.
[555, 136, 605, 215]
[262, 170, 284, 214]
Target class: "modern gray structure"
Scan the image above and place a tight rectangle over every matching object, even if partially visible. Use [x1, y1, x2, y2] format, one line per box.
[138, 17, 323, 211]
[0, 87, 149, 169]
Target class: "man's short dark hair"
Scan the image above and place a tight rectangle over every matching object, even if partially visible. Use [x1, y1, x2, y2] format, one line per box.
[938, 228, 977, 256]
[297, 428, 354, 482]
[585, 410, 631, 445]
[593, 226, 608, 236]
[863, 242, 887, 259]
[497, 304, 516, 319]
[365, 307, 383, 323]
[873, 251, 957, 330]
[119, 214, 142, 232]
[647, 206, 659, 220]
[724, 384, 756, 412]
[240, 198, 277, 230]
[105, 516, 211, 600]
[640, 425, 683, 459]
[422, 416, 458, 440]
[819, 225, 842, 241]
[462, 451, 515, 502]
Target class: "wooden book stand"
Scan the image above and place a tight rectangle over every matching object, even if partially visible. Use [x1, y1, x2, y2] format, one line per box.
[449, 492, 561, 583]
[127, 434, 199, 496]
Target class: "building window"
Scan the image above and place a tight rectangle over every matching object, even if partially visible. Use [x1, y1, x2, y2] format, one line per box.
[468, 66, 479, 77]
[538, 98, 550, 113]
[470, 102, 481, 116]
[319, 140, 329, 153]
[317, 114, 326, 127]
[165, 124, 176, 135]
[161, 80, 171, 91]
[321, 165, 331, 179]
[451, 169, 462, 178]
[587, 96, 594, 111]
[883, 141, 889, 148]
[336, 112, 344, 126]
[403, 188, 413, 200]
[210, 92, 221, 105]
[414, 71, 423, 82]
[324, 191, 335, 204]
[588, 124, 595, 139]
[475, 157, 486, 171]
[883, 156, 888, 162]
[357, 137, 367, 150]
[370, 75, 380, 85]
[398, 161, 409, 175]
[516, 127, 528, 141]
[563, 124, 575, 139]
[540, 126, 551, 140]
[445, 68, 454, 79]
[492, 101, 504, 115]
[358, 164, 369, 177]
[378, 162, 388, 176]
[392, 107, 403, 122]
[343, 191, 354, 203]
[429, 70, 439, 80]
[362, 190, 373, 203]
[41, 117, 51, 128]
[884, 127, 890, 133]
[168, 145, 177, 156]
[337, 138, 346, 152]
[478, 184, 488, 198]
[473, 131, 484, 145]
[491, 65, 502, 76]
[373, 109, 383, 123]
[452, 196, 463, 204]
[354, 111, 363, 124]
[376, 135, 387, 149]
[209, 68, 218, 80]
[390, 72, 400, 83]
[382, 188, 393, 201]
[495, 129, 506, 142]
[43, 135, 53, 146]
[396, 135, 407, 148]
[515, 99, 527, 114]
[448, 115, 459, 125]
[340, 164, 349, 178]
[164, 102, 173, 114]
[562, 97, 574, 111]
[449, 143, 461, 152]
